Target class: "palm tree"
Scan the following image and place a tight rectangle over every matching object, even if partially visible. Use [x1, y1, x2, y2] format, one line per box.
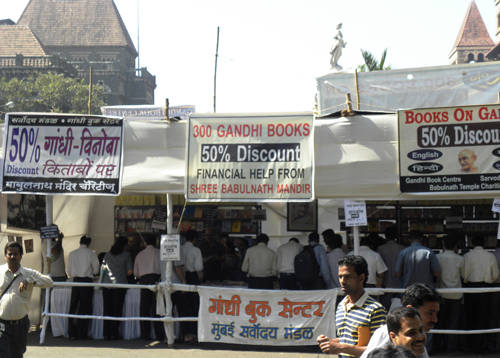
[358, 48, 391, 72]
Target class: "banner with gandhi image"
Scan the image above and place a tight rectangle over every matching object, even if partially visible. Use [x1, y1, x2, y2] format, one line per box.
[198, 286, 336, 346]
[398, 104, 500, 193]
[1, 113, 124, 195]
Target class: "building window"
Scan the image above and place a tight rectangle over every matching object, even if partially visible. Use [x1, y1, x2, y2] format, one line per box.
[467, 53, 475, 63]
[477, 53, 484, 62]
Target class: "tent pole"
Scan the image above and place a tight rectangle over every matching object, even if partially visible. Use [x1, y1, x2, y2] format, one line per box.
[40, 195, 53, 344]
[353, 225, 360, 256]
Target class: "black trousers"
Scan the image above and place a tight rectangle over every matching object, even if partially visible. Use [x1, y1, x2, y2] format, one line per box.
[68, 277, 93, 339]
[103, 287, 126, 339]
[183, 271, 200, 337]
[279, 273, 300, 290]
[300, 276, 326, 290]
[464, 281, 491, 350]
[139, 274, 164, 340]
[248, 276, 274, 290]
[0, 315, 29, 358]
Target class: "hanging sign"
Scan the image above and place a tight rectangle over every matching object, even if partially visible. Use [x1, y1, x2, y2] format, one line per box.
[399, 104, 500, 193]
[160, 234, 180, 261]
[186, 113, 314, 202]
[1, 113, 124, 195]
[344, 200, 367, 226]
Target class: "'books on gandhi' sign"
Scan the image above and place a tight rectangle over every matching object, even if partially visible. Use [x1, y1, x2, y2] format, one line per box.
[398, 104, 500, 193]
[344, 200, 367, 227]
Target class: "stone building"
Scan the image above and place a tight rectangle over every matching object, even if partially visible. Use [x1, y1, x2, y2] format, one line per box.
[0, 25, 77, 81]
[13, 0, 155, 105]
[449, 0, 495, 64]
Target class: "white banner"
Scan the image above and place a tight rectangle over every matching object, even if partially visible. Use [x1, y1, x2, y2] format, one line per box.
[1, 113, 124, 195]
[198, 287, 336, 345]
[398, 104, 500, 193]
[186, 113, 314, 202]
[100, 105, 195, 121]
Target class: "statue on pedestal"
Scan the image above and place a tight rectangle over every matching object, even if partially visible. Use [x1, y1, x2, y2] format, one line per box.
[330, 23, 346, 71]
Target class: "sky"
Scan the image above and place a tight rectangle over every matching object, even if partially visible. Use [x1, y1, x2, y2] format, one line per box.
[2, 0, 498, 114]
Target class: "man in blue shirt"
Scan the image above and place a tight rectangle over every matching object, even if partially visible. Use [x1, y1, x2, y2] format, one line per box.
[395, 230, 440, 288]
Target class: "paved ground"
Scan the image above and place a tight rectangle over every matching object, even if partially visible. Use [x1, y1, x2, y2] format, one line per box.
[25, 327, 495, 358]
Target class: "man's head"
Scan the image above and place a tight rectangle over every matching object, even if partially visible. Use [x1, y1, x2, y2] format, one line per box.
[144, 235, 156, 247]
[5, 242, 23, 271]
[443, 235, 458, 252]
[322, 228, 335, 242]
[130, 235, 143, 250]
[308, 232, 320, 244]
[384, 226, 398, 242]
[256, 234, 269, 245]
[408, 230, 423, 243]
[185, 229, 198, 243]
[471, 235, 485, 248]
[289, 238, 299, 244]
[401, 283, 442, 332]
[458, 149, 477, 172]
[296, 203, 311, 219]
[337, 255, 368, 296]
[205, 228, 216, 244]
[235, 238, 248, 252]
[360, 235, 373, 248]
[367, 345, 416, 358]
[387, 307, 427, 357]
[80, 235, 91, 247]
[330, 234, 343, 250]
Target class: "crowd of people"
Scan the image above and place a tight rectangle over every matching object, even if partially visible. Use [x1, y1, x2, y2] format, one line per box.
[39, 225, 500, 354]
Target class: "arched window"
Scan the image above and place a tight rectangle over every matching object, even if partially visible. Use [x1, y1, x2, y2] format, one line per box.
[477, 53, 484, 62]
[467, 53, 475, 63]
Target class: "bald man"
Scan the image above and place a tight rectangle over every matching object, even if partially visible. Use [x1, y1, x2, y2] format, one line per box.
[458, 149, 478, 173]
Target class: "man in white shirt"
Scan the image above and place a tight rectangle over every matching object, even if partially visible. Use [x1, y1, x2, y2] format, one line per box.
[325, 234, 346, 288]
[350, 236, 387, 288]
[361, 283, 442, 358]
[66, 235, 99, 340]
[463, 235, 499, 353]
[134, 235, 164, 341]
[180, 229, 203, 342]
[434, 235, 464, 355]
[377, 226, 405, 310]
[0, 242, 53, 357]
[242, 234, 277, 289]
[276, 238, 302, 290]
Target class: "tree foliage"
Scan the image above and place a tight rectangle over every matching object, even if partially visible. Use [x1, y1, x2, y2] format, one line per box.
[0, 73, 106, 121]
[358, 48, 392, 72]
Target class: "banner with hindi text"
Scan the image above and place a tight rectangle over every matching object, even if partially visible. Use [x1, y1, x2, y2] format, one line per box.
[198, 286, 336, 346]
[1, 113, 124, 195]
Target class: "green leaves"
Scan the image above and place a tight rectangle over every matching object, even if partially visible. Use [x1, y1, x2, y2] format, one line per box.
[358, 48, 392, 72]
[0, 73, 106, 121]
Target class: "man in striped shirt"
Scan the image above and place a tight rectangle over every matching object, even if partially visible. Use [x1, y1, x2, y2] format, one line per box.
[318, 255, 386, 357]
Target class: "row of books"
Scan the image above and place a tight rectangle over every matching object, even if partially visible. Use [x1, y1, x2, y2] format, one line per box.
[115, 195, 167, 207]
[172, 206, 254, 220]
[116, 220, 153, 233]
[116, 208, 155, 219]
[174, 220, 257, 233]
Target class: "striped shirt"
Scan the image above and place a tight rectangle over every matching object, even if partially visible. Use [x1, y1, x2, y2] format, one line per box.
[335, 291, 387, 358]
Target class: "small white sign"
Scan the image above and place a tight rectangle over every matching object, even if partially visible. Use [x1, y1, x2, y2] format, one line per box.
[445, 216, 463, 229]
[344, 200, 367, 227]
[252, 209, 267, 221]
[492, 198, 500, 213]
[160, 234, 180, 261]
